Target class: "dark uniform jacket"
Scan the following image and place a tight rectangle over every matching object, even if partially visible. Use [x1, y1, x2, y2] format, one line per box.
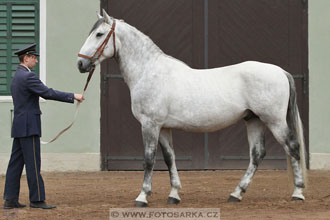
[11, 65, 74, 138]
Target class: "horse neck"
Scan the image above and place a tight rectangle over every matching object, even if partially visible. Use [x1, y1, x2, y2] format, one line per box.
[116, 21, 165, 87]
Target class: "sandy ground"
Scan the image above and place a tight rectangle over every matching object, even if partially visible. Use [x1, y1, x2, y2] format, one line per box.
[0, 170, 330, 220]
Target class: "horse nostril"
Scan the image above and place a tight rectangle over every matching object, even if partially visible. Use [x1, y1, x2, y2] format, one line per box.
[78, 60, 83, 69]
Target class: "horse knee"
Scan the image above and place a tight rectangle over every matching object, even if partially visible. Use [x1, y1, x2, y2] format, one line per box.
[144, 150, 156, 170]
[143, 160, 153, 170]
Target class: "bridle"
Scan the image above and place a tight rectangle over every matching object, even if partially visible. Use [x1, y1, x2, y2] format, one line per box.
[78, 20, 117, 65]
[78, 20, 117, 91]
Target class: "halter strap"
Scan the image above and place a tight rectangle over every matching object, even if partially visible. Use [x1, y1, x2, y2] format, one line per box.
[78, 20, 117, 63]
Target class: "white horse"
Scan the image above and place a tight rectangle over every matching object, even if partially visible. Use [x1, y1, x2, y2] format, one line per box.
[77, 10, 307, 206]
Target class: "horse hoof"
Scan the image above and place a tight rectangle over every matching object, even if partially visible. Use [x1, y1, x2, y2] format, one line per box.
[135, 201, 148, 207]
[168, 197, 180, 205]
[227, 196, 241, 203]
[291, 197, 304, 201]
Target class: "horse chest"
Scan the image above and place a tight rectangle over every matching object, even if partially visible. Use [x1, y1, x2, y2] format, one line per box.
[130, 86, 168, 122]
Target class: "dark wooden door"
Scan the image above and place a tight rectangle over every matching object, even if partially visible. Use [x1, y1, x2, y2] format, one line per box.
[100, 0, 308, 170]
[100, 0, 206, 170]
[206, 0, 309, 169]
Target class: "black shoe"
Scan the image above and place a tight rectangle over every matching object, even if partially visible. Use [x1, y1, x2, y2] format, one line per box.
[30, 201, 56, 209]
[3, 200, 26, 209]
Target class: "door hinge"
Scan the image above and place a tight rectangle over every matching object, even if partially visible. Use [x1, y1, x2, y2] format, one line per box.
[292, 74, 308, 94]
[103, 155, 109, 171]
[102, 74, 123, 96]
[303, 71, 308, 95]
[302, 0, 308, 13]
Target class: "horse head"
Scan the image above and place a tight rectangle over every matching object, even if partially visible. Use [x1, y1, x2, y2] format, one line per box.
[77, 9, 117, 73]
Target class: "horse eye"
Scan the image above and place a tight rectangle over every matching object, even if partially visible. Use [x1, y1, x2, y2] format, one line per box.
[96, 33, 104, 38]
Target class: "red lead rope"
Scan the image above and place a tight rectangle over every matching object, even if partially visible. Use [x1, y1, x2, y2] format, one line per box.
[84, 67, 95, 92]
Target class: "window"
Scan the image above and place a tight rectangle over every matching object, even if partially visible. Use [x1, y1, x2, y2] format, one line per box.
[0, 0, 39, 95]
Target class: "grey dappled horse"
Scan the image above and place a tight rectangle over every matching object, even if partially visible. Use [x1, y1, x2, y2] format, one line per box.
[77, 10, 307, 207]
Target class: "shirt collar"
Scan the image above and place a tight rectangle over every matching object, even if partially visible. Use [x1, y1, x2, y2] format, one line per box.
[20, 64, 31, 72]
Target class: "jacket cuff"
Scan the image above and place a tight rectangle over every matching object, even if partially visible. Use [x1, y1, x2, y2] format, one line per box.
[68, 93, 75, 103]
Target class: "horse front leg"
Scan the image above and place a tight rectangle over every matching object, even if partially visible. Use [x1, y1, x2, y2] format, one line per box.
[159, 128, 182, 204]
[135, 121, 161, 207]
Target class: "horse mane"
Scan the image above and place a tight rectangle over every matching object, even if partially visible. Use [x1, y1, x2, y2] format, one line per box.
[119, 20, 163, 55]
[90, 17, 189, 67]
[118, 20, 189, 67]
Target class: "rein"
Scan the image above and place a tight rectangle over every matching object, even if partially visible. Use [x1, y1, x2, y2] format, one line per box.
[41, 21, 117, 145]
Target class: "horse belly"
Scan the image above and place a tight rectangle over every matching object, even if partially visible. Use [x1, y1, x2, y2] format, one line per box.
[164, 99, 247, 132]
[162, 69, 248, 132]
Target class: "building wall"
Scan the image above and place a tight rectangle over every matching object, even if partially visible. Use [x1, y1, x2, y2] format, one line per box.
[0, 0, 101, 174]
[309, 0, 330, 169]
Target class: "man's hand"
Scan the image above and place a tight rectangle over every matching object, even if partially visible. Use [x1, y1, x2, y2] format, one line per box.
[74, 94, 85, 103]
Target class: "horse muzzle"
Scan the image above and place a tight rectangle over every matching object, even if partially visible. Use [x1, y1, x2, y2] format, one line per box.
[77, 57, 94, 73]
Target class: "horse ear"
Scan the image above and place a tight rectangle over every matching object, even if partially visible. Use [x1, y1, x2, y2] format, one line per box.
[102, 9, 111, 24]
[97, 12, 102, 19]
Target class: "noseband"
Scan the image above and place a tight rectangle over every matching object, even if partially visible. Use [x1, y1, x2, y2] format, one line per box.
[78, 20, 117, 64]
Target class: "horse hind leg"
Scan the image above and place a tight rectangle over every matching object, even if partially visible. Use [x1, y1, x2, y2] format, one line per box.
[268, 122, 305, 200]
[159, 128, 182, 204]
[228, 117, 266, 202]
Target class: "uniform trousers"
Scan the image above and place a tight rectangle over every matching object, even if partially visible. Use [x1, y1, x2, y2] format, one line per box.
[3, 135, 45, 202]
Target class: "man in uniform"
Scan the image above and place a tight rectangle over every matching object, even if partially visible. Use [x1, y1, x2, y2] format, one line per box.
[3, 43, 85, 209]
